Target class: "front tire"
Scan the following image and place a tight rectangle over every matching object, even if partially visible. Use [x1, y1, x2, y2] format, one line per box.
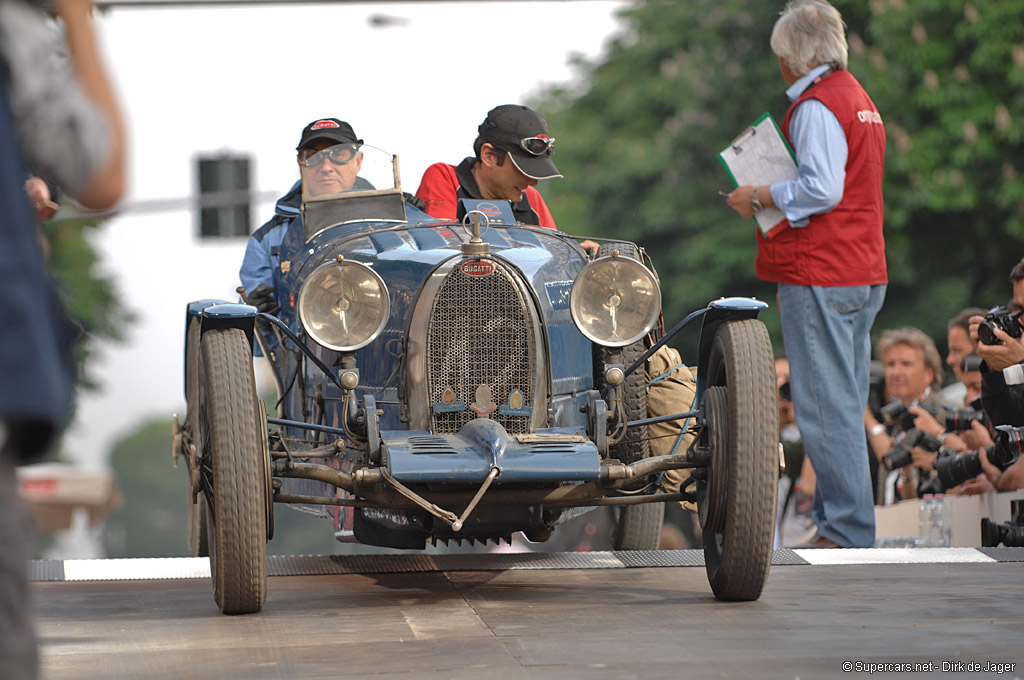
[700, 319, 777, 601]
[199, 328, 268, 615]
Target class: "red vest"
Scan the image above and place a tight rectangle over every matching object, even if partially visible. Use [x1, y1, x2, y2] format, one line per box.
[756, 70, 887, 286]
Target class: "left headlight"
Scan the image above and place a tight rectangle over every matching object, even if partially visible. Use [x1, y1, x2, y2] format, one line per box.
[570, 252, 661, 347]
[298, 259, 390, 352]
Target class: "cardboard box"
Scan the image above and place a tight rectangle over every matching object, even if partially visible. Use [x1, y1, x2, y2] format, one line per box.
[875, 490, 1024, 547]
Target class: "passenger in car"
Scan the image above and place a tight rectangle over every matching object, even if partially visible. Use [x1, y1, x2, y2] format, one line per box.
[415, 104, 561, 230]
[239, 117, 367, 314]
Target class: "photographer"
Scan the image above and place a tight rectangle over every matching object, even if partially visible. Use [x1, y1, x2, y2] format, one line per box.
[864, 328, 946, 504]
[939, 307, 988, 409]
[967, 306, 1024, 491]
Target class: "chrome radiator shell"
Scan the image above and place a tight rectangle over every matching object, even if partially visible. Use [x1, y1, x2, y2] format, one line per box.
[406, 256, 547, 434]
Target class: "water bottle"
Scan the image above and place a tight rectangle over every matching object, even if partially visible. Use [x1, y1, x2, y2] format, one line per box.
[919, 494, 935, 546]
[933, 494, 951, 547]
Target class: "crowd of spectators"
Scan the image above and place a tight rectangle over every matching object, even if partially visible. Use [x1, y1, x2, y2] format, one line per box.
[778, 257, 1024, 546]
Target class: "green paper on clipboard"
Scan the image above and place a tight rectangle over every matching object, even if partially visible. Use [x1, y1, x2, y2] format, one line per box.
[718, 112, 798, 239]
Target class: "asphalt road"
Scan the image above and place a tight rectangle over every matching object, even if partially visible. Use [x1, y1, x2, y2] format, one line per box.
[31, 549, 1024, 680]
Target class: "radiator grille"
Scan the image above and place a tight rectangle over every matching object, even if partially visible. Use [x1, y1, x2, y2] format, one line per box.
[426, 260, 535, 435]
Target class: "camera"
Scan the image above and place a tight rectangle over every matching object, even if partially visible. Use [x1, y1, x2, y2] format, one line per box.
[929, 424, 1024, 491]
[943, 406, 987, 432]
[881, 397, 986, 434]
[961, 353, 983, 373]
[981, 500, 1024, 548]
[880, 400, 916, 431]
[881, 428, 943, 471]
[978, 306, 1024, 345]
[778, 381, 791, 402]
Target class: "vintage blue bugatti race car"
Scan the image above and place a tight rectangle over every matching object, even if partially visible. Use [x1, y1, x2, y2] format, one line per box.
[175, 147, 779, 614]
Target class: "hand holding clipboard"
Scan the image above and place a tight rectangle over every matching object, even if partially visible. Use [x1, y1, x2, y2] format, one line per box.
[718, 112, 798, 238]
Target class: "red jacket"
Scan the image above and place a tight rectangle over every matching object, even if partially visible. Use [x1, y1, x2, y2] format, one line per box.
[415, 159, 557, 230]
[756, 70, 887, 286]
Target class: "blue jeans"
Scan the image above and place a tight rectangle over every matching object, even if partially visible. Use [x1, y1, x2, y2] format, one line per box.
[778, 283, 886, 548]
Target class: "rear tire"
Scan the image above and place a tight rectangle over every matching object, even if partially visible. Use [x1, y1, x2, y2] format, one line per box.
[700, 319, 777, 602]
[612, 503, 665, 550]
[594, 241, 663, 550]
[200, 328, 267, 615]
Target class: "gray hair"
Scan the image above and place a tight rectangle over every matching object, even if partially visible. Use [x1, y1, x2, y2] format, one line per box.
[770, 0, 848, 76]
[876, 327, 944, 394]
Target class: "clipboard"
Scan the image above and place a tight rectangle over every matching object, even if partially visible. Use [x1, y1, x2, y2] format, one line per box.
[718, 112, 798, 239]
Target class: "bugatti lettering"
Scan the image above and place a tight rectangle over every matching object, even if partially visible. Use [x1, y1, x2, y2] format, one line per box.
[180, 145, 777, 615]
[461, 259, 495, 276]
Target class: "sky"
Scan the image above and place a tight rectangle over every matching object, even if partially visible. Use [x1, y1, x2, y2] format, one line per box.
[63, 0, 630, 468]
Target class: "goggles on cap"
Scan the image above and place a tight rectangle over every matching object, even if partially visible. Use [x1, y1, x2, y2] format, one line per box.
[518, 136, 555, 156]
[300, 143, 360, 168]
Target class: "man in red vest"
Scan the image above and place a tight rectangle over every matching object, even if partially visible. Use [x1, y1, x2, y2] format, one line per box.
[727, 0, 886, 548]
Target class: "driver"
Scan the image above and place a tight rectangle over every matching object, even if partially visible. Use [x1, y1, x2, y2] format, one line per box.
[239, 117, 368, 315]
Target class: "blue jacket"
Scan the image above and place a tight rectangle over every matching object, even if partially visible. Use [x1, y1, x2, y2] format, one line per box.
[239, 179, 303, 300]
[0, 69, 75, 460]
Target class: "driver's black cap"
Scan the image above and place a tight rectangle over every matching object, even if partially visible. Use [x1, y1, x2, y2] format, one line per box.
[477, 105, 562, 181]
[296, 118, 362, 150]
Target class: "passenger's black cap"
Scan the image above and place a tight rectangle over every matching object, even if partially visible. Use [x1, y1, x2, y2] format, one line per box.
[477, 105, 562, 181]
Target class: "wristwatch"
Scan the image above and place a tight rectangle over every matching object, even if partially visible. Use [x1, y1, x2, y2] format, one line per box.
[751, 186, 764, 213]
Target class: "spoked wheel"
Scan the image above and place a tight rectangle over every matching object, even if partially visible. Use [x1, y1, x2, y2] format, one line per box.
[187, 486, 210, 557]
[199, 327, 268, 615]
[698, 318, 777, 601]
[184, 317, 210, 558]
[594, 241, 663, 550]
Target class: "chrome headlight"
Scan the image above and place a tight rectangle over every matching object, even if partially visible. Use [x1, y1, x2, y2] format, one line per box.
[298, 259, 390, 352]
[569, 253, 661, 347]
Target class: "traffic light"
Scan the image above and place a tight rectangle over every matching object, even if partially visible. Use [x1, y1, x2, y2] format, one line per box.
[196, 154, 251, 238]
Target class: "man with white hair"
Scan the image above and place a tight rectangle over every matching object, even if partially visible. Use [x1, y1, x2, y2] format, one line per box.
[726, 0, 887, 548]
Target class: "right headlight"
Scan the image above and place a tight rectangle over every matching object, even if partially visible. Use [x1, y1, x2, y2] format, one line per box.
[569, 252, 661, 347]
[298, 258, 390, 352]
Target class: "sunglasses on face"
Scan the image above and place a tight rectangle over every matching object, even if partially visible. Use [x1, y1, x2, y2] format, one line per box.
[519, 136, 555, 156]
[300, 144, 359, 167]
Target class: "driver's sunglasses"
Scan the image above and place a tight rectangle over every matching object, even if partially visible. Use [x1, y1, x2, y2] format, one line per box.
[300, 144, 359, 167]
[519, 136, 555, 156]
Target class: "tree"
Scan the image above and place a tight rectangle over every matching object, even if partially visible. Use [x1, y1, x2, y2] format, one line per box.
[847, 0, 1024, 334]
[535, 0, 793, 346]
[44, 217, 134, 393]
[533, 0, 1024, 364]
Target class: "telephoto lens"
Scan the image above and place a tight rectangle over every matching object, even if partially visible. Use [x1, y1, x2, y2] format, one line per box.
[943, 407, 985, 432]
[934, 447, 986, 490]
[990, 425, 1024, 469]
[934, 425, 1024, 492]
[981, 500, 1024, 547]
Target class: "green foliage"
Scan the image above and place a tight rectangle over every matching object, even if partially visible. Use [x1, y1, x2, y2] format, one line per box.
[43, 217, 134, 392]
[104, 417, 190, 557]
[533, 0, 1024, 365]
[846, 0, 1024, 335]
[534, 0, 789, 347]
[103, 409, 344, 558]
